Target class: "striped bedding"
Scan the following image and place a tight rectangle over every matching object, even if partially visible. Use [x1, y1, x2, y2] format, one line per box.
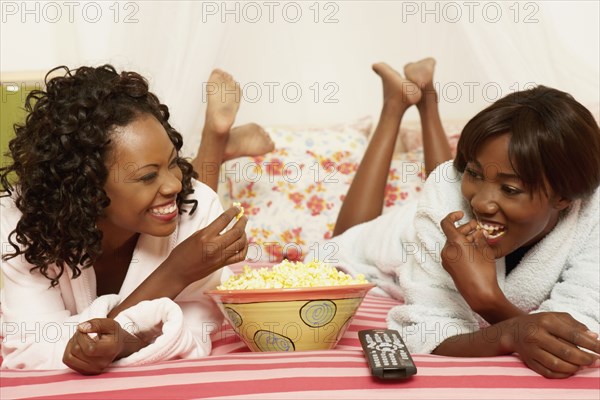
[1, 280, 599, 399]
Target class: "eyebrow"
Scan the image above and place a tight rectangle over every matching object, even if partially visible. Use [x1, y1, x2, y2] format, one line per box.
[470, 160, 520, 180]
[137, 148, 177, 171]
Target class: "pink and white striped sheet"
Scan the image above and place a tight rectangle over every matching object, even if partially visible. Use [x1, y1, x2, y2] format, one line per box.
[1, 264, 599, 399]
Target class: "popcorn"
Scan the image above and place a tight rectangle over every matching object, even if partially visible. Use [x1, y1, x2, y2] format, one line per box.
[233, 202, 244, 220]
[217, 259, 368, 290]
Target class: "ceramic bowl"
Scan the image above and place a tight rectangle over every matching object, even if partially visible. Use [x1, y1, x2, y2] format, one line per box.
[206, 283, 375, 352]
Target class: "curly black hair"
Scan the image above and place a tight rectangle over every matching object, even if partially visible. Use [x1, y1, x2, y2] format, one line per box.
[0, 64, 198, 287]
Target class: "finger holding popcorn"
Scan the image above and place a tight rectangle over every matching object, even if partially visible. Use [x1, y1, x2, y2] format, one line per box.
[233, 202, 245, 220]
[208, 206, 246, 236]
[220, 212, 248, 245]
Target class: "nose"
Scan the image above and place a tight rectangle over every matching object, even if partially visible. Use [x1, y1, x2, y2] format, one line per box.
[470, 189, 499, 216]
[159, 170, 183, 197]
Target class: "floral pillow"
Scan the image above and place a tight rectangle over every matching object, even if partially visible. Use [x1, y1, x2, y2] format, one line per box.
[383, 148, 427, 213]
[218, 118, 372, 262]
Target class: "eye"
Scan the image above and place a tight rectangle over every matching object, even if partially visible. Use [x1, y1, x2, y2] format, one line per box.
[465, 167, 482, 180]
[502, 185, 523, 195]
[138, 172, 158, 183]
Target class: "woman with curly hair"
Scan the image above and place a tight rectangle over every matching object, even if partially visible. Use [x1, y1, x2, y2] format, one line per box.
[0, 65, 269, 374]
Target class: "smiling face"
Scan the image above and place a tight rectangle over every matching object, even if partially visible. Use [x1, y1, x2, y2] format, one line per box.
[461, 133, 570, 258]
[100, 113, 183, 240]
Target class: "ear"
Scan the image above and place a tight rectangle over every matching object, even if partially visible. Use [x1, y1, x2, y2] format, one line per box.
[553, 197, 572, 211]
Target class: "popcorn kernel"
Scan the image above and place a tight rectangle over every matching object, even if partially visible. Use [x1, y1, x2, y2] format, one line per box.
[233, 202, 244, 220]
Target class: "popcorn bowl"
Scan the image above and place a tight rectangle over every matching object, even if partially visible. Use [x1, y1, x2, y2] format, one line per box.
[206, 283, 375, 352]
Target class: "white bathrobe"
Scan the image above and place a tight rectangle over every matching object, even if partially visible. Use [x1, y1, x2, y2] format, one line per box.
[1, 179, 229, 369]
[315, 161, 600, 354]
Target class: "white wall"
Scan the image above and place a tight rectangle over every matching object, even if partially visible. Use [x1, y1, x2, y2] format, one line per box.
[1, 0, 598, 156]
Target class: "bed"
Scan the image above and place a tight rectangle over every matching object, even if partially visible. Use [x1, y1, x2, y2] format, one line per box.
[2, 281, 598, 399]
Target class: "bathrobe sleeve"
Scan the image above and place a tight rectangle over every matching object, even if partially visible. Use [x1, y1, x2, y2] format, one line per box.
[387, 163, 485, 354]
[1, 195, 129, 369]
[0, 269, 124, 369]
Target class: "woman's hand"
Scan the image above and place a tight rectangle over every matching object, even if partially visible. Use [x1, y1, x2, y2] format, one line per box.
[501, 312, 600, 378]
[433, 312, 600, 378]
[107, 206, 248, 319]
[168, 205, 248, 287]
[440, 211, 524, 323]
[440, 211, 499, 304]
[63, 318, 146, 375]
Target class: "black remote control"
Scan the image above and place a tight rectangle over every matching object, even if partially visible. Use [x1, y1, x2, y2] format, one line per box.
[358, 329, 417, 379]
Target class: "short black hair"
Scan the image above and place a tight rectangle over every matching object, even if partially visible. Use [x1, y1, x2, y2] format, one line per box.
[454, 86, 600, 200]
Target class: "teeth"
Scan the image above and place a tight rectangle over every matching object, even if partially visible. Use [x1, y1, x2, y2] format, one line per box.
[476, 221, 506, 239]
[150, 202, 177, 215]
[482, 229, 506, 239]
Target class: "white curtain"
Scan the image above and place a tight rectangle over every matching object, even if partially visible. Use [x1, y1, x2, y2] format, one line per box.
[2, 1, 598, 156]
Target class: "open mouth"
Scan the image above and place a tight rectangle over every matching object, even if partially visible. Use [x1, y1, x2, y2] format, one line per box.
[476, 221, 506, 240]
[149, 201, 178, 216]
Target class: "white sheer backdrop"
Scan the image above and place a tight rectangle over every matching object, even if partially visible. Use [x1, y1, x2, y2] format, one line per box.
[2, 0, 598, 156]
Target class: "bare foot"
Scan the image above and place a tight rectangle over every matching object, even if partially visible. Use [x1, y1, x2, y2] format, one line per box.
[372, 62, 422, 107]
[205, 69, 241, 135]
[404, 57, 436, 90]
[224, 123, 275, 161]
